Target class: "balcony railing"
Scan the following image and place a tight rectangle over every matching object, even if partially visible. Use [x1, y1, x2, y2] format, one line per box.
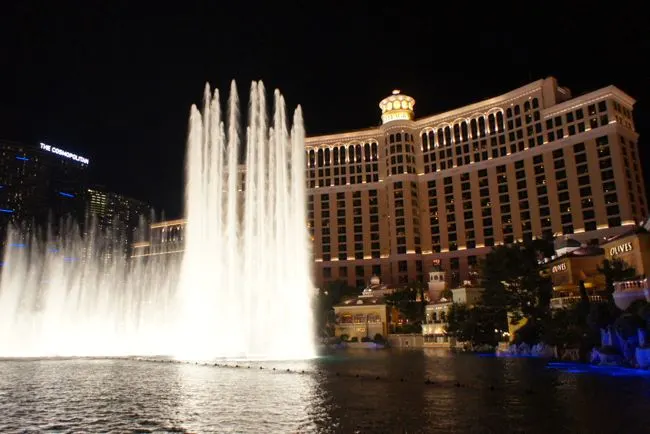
[550, 295, 605, 309]
[614, 278, 649, 292]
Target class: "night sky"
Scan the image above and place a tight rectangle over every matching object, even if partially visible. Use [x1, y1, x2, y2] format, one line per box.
[1, 1, 648, 219]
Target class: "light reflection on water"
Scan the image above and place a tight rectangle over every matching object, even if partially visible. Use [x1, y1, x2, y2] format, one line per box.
[1, 350, 649, 433]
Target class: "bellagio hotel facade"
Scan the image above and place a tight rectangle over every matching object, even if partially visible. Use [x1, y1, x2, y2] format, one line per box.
[306, 77, 647, 289]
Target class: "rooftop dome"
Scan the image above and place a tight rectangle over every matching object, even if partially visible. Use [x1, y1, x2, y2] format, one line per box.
[379, 90, 415, 124]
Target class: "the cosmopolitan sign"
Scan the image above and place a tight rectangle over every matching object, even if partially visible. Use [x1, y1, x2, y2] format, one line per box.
[40, 142, 90, 165]
[609, 242, 633, 257]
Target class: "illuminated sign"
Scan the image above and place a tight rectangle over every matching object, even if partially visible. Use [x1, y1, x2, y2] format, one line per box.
[609, 242, 633, 256]
[552, 262, 567, 273]
[40, 142, 89, 165]
[381, 111, 412, 124]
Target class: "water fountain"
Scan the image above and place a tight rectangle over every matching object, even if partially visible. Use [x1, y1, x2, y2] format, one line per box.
[0, 81, 315, 360]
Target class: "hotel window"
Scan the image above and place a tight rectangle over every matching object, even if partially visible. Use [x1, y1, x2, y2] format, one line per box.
[576, 108, 584, 120]
[588, 105, 596, 116]
[600, 115, 609, 126]
[608, 217, 622, 227]
[566, 112, 574, 123]
[598, 101, 607, 112]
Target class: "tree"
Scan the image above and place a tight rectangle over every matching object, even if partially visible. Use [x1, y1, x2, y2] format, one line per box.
[446, 303, 503, 347]
[540, 305, 585, 348]
[385, 281, 427, 333]
[314, 280, 358, 337]
[597, 258, 636, 304]
[440, 288, 453, 300]
[480, 238, 554, 343]
[481, 239, 554, 346]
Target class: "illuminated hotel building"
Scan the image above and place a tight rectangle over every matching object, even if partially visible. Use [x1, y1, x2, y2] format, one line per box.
[306, 77, 646, 289]
[86, 186, 152, 255]
[135, 77, 647, 290]
[0, 139, 89, 240]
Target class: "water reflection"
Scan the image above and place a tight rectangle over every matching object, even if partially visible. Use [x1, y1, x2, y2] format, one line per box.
[1, 352, 650, 433]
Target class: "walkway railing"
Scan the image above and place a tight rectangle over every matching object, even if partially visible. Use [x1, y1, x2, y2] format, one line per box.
[614, 278, 649, 292]
[550, 295, 604, 309]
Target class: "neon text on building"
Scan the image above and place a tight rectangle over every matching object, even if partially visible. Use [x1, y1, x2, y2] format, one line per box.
[40, 143, 90, 165]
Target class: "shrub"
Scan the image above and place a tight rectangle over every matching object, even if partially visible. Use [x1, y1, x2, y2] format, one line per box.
[614, 313, 645, 340]
[349, 337, 359, 342]
[373, 333, 384, 342]
[340, 334, 349, 342]
[513, 322, 542, 346]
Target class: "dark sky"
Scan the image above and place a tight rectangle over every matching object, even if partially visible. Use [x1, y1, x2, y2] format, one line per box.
[1, 1, 648, 219]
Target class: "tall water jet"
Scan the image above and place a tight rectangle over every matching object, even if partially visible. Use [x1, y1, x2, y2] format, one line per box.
[0, 217, 180, 357]
[0, 81, 314, 361]
[175, 81, 314, 360]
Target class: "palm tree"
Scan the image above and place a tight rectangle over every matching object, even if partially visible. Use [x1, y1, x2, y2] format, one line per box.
[597, 258, 636, 304]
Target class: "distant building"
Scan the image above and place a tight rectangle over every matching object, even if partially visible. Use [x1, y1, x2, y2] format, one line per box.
[422, 270, 484, 347]
[544, 245, 607, 309]
[0, 139, 89, 241]
[131, 219, 185, 258]
[306, 77, 647, 290]
[140, 78, 648, 291]
[332, 276, 398, 340]
[86, 186, 152, 254]
[604, 221, 650, 310]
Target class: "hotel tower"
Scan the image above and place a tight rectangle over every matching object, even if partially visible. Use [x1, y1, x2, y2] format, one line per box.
[305, 77, 646, 289]
[135, 77, 646, 290]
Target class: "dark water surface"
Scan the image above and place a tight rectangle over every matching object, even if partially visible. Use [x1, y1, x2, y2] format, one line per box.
[1, 349, 649, 433]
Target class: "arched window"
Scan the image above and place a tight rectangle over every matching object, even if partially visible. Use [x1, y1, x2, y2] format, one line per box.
[324, 148, 330, 166]
[389, 134, 395, 143]
[340, 146, 346, 164]
[524, 101, 531, 112]
[506, 107, 512, 118]
[470, 119, 477, 139]
[371, 142, 378, 160]
[461, 121, 468, 141]
[453, 124, 461, 143]
[514, 105, 521, 115]
[305, 151, 309, 168]
[478, 117, 486, 138]
[333, 147, 339, 165]
[309, 149, 315, 167]
[444, 126, 452, 145]
[532, 98, 539, 109]
[348, 145, 354, 163]
[496, 111, 504, 132]
[488, 113, 496, 134]
[364, 143, 370, 162]
[422, 132, 429, 151]
[355, 144, 362, 162]
[317, 148, 323, 167]
[438, 129, 445, 146]
[428, 130, 435, 147]
[396, 133, 402, 142]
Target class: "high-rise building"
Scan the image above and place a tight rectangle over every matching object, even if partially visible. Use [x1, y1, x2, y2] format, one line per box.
[0, 140, 151, 257]
[306, 77, 646, 289]
[86, 186, 153, 253]
[0, 140, 89, 240]
[138, 77, 647, 290]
